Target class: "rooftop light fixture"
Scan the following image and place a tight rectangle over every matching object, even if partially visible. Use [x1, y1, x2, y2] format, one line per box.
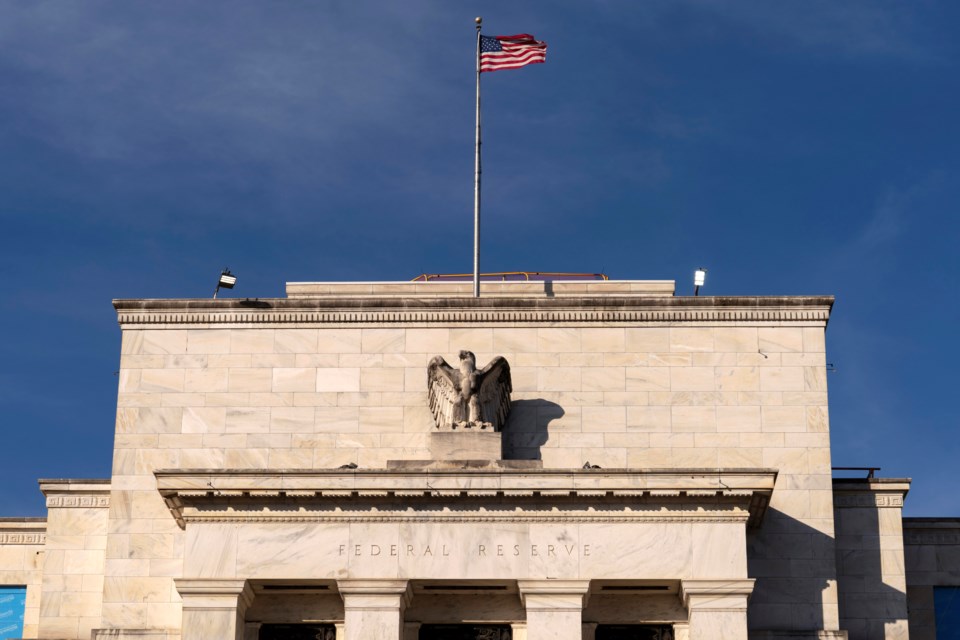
[693, 268, 707, 296]
[213, 269, 237, 299]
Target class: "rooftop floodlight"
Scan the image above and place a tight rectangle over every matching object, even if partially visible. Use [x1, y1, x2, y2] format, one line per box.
[693, 268, 707, 296]
[213, 269, 237, 299]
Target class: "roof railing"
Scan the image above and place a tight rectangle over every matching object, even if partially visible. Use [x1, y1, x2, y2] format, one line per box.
[832, 467, 881, 479]
[411, 271, 609, 282]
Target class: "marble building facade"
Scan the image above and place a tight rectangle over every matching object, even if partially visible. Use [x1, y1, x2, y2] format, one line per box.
[0, 279, 956, 640]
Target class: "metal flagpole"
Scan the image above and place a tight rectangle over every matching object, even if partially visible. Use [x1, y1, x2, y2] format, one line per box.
[473, 17, 482, 298]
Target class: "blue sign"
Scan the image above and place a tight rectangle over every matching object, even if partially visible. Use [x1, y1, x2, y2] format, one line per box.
[0, 586, 26, 640]
[936, 587, 960, 639]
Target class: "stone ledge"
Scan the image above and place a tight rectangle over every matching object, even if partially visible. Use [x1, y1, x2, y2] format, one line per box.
[92, 631, 181, 640]
[0, 518, 46, 524]
[904, 517, 960, 526]
[749, 632, 848, 640]
[155, 467, 778, 491]
[385, 460, 543, 471]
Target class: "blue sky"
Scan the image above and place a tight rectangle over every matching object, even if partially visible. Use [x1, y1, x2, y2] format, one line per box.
[1, 1, 958, 516]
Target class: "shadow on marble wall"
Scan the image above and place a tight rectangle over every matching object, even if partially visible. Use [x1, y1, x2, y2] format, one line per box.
[501, 399, 562, 460]
[747, 504, 908, 637]
[747, 508, 834, 633]
[834, 502, 909, 638]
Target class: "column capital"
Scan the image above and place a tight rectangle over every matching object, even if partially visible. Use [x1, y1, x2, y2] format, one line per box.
[337, 579, 412, 610]
[510, 621, 528, 640]
[517, 580, 591, 610]
[244, 621, 263, 640]
[175, 578, 255, 611]
[672, 622, 690, 640]
[176, 578, 254, 640]
[679, 579, 754, 610]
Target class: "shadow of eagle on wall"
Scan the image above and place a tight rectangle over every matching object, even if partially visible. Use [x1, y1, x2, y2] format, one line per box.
[427, 350, 512, 431]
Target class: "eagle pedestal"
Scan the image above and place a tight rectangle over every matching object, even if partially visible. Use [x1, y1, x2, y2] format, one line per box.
[429, 429, 502, 461]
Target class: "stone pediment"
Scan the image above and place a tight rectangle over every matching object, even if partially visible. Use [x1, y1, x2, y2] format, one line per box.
[156, 468, 776, 530]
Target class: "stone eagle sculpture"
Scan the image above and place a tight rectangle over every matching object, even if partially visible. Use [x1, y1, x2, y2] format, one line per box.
[427, 350, 512, 431]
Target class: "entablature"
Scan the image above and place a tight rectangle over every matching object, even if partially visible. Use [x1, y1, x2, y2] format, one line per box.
[115, 295, 832, 329]
[156, 468, 776, 530]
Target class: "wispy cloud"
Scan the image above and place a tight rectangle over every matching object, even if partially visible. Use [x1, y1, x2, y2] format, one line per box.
[848, 173, 946, 260]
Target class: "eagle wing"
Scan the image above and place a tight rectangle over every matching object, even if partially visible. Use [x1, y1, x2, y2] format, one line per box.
[476, 356, 512, 431]
[427, 356, 461, 429]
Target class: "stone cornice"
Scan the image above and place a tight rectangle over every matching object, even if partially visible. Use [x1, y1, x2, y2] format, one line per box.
[40, 479, 112, 509]
[0, 520, 47, 545]
[114, 296, 833, 329]
[832, 493, 906, 509]
[903, 518, 960, 545]
[832, 478, 910, 509]
[155, 468, 776, 530]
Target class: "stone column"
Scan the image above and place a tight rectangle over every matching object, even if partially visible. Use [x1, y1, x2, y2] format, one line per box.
[337, 579, 411, 640]
[672, 622, 689, 640]
[680, 579, 754, 640]
[518, 580, 591, 640]
[403, 621, 422, 640]
[175, 578, 254, 640]
[334, 622, 345, 640]
[511, 622, 528, 640]
[244, 621, 262, 640]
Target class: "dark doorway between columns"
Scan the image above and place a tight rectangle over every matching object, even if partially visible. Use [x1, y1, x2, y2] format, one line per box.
[419, 624, 513, 640]
[596, 626, 673, 640]
[260, 623, 336, 640]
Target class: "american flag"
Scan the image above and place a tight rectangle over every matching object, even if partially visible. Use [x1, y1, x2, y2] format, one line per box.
[479, 34, 547, 73]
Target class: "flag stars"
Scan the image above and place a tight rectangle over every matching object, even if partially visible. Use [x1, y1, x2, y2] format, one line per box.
[480, 36, 502, 53]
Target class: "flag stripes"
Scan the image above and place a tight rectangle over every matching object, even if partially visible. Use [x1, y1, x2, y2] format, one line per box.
[480, 34, 547, 72]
